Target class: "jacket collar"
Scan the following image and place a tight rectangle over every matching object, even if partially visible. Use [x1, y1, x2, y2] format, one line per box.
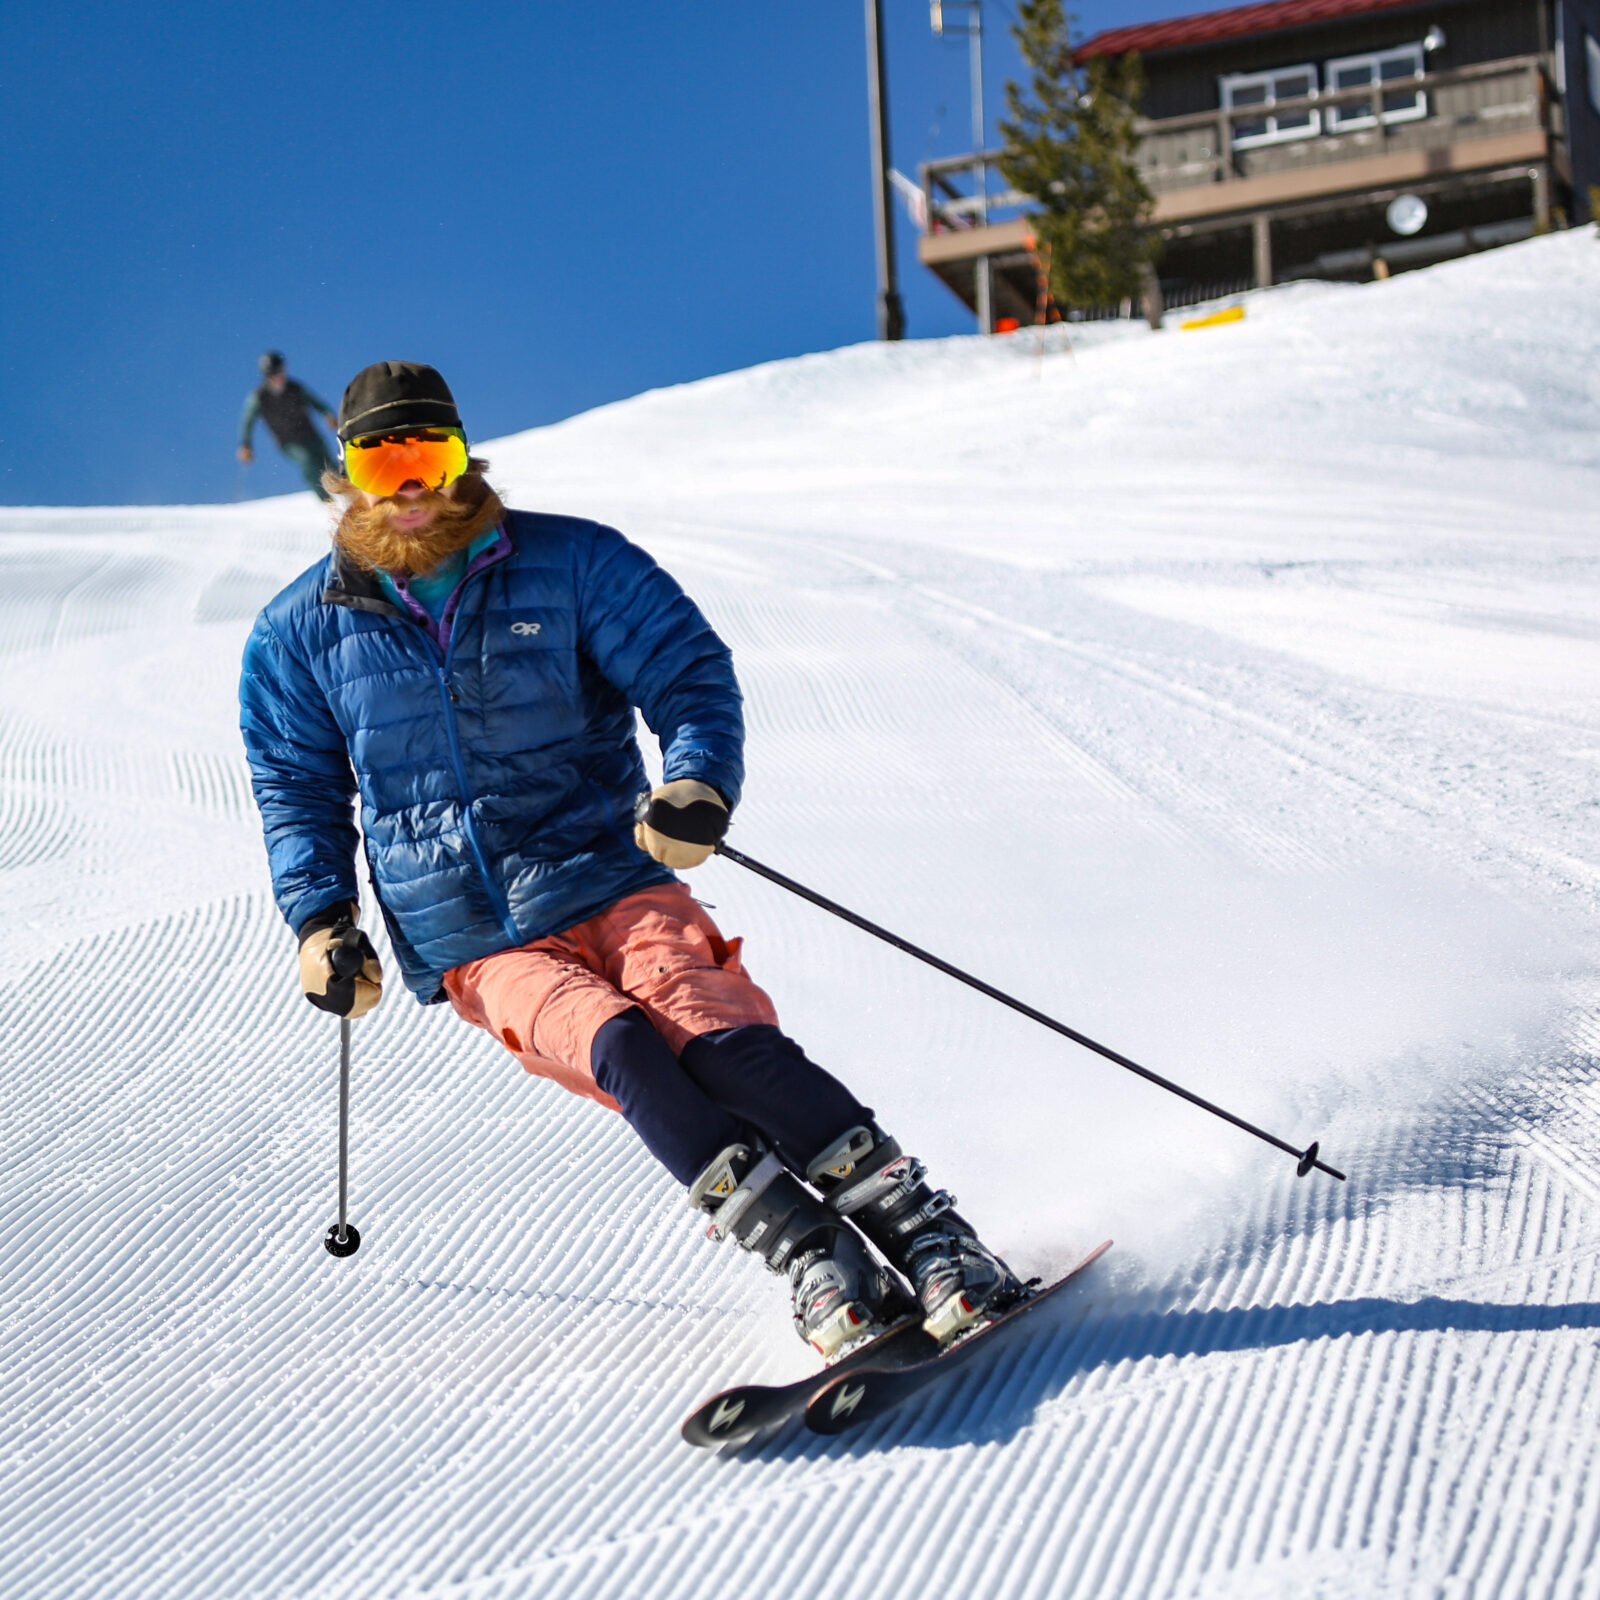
[321, 522, 515, 618]
[321, 544, 405, 618]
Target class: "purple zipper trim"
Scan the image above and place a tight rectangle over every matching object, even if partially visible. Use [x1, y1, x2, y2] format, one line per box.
[386, 580, 443, 647]
[437, 524, 513, 652]
[388, 523, 513, 653]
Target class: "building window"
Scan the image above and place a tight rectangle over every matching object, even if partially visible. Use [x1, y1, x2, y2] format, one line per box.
[1220, 64, 1320, 147]
[1588, 31, 1600, 119]
[1324, 44, 1428, 131]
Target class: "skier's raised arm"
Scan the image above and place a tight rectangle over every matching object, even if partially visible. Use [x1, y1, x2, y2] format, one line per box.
[290, 379, 339, 432]
[239, 616, 363, 923]
[239, 612, 382, 1017]
[238, 390, 261, 463]
[573, 522, 745, 868]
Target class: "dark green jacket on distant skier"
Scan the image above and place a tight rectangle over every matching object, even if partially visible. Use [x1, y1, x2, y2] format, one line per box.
[240, 372, 338, 500]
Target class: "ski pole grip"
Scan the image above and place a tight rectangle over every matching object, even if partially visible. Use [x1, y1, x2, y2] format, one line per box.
[635, 788, 729, 846]
[330, 926, 367, 980]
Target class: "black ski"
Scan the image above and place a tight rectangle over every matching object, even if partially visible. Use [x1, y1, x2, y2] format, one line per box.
[803, 1240, 1112, 1436]
[681, 1313, 937, 1448]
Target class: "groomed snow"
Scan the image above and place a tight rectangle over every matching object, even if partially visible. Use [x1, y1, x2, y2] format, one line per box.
[3, 230, 1599, 1599]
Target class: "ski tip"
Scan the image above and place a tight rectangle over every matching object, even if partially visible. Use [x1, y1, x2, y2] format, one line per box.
[680, 1314, 934, 1449]
[682, 1388, 757, 1448]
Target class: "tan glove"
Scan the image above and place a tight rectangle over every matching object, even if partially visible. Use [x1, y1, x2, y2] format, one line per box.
[298, 903, 383, 1018]
[237, 445, 253, 463]
[633, 780, 729, 869]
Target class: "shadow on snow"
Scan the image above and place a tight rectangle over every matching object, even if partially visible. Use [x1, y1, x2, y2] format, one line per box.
[727, 1290, 1600, 1459]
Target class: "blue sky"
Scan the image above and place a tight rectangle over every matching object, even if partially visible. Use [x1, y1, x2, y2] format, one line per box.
[1, 0, 1196, 506]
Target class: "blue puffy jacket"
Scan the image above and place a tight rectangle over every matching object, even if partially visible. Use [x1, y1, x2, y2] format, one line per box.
[239, 511, 745, 1002]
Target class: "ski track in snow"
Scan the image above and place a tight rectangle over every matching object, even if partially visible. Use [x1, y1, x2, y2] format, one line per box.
[4, 233, 1600, 1599]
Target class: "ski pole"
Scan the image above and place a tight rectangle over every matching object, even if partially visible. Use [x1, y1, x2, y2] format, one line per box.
[323, 928, 367, 1258]
[716, 843, 1346, 1183]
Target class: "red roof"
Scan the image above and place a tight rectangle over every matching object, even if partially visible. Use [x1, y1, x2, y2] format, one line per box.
[1076, 0, 1429, 60]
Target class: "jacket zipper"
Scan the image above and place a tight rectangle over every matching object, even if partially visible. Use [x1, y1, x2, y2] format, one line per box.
[432, 664, 519, 947]
[408, 557, 522, 949]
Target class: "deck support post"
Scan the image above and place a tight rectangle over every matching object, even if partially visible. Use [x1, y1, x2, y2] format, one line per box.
[1252, 213, 1273, 288]
[1531, 163, 1551, 230]
[975, 256, 994, 333]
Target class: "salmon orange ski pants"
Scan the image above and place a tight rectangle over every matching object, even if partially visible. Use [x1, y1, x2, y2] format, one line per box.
[443, 880, 871, 1183]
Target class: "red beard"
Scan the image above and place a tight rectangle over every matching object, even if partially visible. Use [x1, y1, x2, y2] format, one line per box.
[330, 468, 504, 576]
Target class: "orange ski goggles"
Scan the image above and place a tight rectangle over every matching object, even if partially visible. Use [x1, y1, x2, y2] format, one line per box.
[342, 427, 469, 497]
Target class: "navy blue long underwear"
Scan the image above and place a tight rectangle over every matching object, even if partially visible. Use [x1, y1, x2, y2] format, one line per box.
[589, 1009, 872, 1186]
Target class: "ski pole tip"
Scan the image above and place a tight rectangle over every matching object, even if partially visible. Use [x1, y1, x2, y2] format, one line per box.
[323, 1222, 362, 1258]
[1296, 1141, 1347, 1182]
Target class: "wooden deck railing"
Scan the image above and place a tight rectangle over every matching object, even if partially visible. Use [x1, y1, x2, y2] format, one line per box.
[1137, 54, 1549, 195]
[918, 53, 1552, 230]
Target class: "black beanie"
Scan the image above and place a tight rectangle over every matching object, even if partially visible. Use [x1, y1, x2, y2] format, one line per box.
[337, 361, 463, 444]
[259, 350, 285, 376]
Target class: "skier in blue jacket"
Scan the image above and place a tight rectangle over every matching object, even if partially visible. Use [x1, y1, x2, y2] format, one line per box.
[240, 360, 1017, 1358]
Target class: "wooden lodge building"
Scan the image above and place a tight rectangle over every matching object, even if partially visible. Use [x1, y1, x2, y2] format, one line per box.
[918, 0, 1600, 320]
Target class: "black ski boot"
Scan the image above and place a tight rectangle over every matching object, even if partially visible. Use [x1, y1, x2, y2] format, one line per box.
[689, 1140, 911, 1360]
[808, 1125, 1022, 1345]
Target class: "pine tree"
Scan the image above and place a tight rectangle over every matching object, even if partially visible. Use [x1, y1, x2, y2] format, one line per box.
[997, 0, 1157, 311]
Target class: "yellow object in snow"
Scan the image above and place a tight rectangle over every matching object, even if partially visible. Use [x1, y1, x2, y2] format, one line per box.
[1180, 305, 1246, 330]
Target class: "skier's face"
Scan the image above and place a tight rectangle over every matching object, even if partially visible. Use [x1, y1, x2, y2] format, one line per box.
[360, 475, 456, 531]
[267, 373, 288, 391]
[335, 469, 494, 579]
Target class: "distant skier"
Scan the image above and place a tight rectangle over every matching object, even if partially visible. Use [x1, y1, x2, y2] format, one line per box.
[238, 352, 339, 500]
[239, 359, 1020, 1359]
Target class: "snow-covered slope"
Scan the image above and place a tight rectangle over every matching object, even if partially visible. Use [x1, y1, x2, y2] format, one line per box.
[4, 232, 1599, 1600]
